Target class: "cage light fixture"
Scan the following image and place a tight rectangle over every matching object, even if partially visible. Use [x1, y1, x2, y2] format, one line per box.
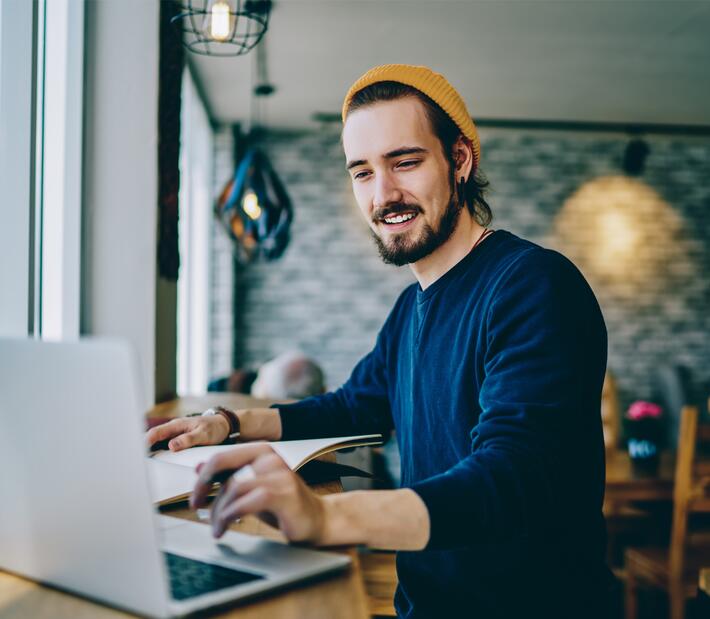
[172, 0, 271, 57]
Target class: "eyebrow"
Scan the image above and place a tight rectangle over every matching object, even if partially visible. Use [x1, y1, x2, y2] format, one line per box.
[345, 146, 429, 171]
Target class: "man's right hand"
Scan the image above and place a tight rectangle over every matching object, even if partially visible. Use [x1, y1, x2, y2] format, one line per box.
[145, 407, 283, 452]
[146, 415, 230, 452]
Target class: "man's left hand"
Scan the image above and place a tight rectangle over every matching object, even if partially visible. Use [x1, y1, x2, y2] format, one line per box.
[190, 443, 326, 541]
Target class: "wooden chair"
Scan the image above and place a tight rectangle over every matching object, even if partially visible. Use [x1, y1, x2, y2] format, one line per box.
[603, 371, 656, 574]
[602, 371, 622, 451]
[359, 550, 398, 617]
[625, 405, 710, 619]
[699, 569, 710, 615]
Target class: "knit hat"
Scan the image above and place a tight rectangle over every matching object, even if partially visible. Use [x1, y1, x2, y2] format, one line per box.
[341, 64, 481, 169]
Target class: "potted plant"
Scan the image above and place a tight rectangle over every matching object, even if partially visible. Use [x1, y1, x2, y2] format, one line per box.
[624, 400, 664, 476]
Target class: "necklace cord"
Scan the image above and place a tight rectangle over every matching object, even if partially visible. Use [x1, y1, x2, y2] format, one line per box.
[471, 228, 494, 252]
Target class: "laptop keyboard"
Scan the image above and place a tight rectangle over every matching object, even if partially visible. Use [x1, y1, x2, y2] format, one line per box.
[164, 552, 264, 601]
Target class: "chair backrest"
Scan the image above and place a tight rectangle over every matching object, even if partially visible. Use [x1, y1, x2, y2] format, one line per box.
[668, 405, 710, 581]
[653, 365, 696, 451]
[601, 371, 621, 450]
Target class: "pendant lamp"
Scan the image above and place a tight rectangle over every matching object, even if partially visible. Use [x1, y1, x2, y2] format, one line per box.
[215, 145, 293, 264]
[214, 27, 290, 263]
[171, 0, 271, 57]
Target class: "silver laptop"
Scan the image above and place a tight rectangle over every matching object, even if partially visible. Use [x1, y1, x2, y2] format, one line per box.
[0, 338, 350, 618]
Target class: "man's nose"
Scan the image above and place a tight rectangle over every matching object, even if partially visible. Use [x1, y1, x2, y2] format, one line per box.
[372, 171, 403, 212]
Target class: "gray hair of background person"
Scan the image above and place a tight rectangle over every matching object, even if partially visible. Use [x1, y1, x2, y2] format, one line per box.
[250, 351, 326, 400]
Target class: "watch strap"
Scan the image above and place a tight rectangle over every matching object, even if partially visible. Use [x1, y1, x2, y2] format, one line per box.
[213, 406, 240, 443]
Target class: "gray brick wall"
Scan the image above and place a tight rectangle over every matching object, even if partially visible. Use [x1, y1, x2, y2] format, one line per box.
[210, 125, 710, 415]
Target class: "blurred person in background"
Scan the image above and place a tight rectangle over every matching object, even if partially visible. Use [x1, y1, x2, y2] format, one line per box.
[207, 369, 258, 394]
[250, 351, 326, 400]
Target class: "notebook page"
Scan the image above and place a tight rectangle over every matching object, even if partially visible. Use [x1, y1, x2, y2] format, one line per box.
[147, 434, 381, 504]
[150, 435, 381, 471]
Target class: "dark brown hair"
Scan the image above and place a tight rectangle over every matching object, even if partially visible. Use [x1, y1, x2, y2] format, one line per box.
[345, 81, 492, 226]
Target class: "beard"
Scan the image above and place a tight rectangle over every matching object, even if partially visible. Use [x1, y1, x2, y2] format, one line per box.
[370, 189, 463, 267]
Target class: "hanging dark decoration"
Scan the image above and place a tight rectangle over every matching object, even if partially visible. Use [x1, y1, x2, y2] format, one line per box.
[215, 145, 293, 264]
[622, 138, 650, 177]
[171, 0, 271, 57]
[157, 0, 185, 281]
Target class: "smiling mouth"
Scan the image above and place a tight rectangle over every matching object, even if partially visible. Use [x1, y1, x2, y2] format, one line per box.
[380, 211, 419, 226]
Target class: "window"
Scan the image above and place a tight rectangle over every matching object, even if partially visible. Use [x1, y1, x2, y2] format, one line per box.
[0, 1, 36, 336]
[0, 0, 83, 339]
[177, 68, 215, 395]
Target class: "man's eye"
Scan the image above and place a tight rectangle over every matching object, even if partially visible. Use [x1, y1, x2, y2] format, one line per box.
[353, 170, 370, 180]
[397, 160, 419, 169]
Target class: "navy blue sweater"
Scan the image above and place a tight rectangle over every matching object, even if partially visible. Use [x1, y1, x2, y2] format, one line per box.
[277, 230, 611, 618]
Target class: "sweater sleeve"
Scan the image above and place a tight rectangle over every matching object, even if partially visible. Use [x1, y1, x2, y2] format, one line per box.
[409, 249, 607, 550]
[274, 324, 394, 441]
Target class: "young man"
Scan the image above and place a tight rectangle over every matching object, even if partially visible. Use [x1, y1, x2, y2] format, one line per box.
[148, 65, 611, 618]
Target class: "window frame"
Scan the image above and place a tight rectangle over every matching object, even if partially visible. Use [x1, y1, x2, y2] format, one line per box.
[177, 66, 215, 395]
[38, 0, 85, 340]
[0, 0, 38, 337]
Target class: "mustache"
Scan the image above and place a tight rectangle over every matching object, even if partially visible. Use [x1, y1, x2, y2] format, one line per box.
[372, 203, 423, 223]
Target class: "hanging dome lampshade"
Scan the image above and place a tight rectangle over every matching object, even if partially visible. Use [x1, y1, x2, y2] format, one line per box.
[215, 146, 293, 263]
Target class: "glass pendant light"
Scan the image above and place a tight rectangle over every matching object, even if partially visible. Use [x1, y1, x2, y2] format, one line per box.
[214, 25, 290, 263]
[215, 146, 293, 264]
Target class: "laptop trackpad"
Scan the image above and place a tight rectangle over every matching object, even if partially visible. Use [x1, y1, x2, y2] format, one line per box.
[157, 515, 350, 579]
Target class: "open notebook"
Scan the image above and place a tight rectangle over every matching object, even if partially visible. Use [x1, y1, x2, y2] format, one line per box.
[147, 434, 382, 506]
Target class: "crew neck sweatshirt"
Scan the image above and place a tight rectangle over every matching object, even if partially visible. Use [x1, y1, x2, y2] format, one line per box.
[276, 230, 611, 618]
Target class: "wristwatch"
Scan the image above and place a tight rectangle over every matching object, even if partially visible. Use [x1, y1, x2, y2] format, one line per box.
[202, 406, 240, 443]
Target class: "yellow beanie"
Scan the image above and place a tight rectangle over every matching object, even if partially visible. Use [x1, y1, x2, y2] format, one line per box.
[342, 64, 481, 170]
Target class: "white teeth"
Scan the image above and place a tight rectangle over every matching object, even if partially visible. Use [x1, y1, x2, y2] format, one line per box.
[384, 212, 415, 224]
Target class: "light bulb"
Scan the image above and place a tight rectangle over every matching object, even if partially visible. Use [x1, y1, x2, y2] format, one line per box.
[242, 191, 262, 220]
[209, 1, 231, 41]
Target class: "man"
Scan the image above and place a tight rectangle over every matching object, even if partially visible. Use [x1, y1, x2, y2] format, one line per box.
[148, 64, 611, 618]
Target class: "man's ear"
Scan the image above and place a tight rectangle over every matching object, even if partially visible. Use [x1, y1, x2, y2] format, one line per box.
[452, 135, 474, 182]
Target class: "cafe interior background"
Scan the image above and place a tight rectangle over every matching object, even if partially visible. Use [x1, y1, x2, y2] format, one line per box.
[1, 1, 709, 618]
